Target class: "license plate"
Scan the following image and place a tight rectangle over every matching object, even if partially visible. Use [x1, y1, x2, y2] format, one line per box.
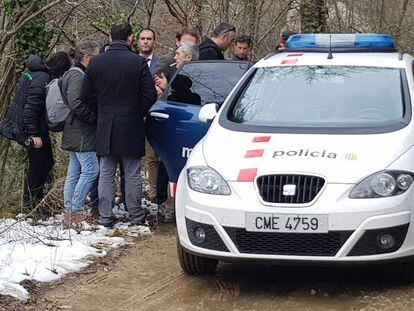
[245, 213, 328, 233]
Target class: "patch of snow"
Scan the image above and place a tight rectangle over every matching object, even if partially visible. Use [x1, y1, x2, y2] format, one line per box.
[0, 216, 125, 301]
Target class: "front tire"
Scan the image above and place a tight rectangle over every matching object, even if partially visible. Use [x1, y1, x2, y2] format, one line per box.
[177, 237, 218, 275]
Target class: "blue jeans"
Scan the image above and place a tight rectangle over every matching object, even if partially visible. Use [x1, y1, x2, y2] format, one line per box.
[64, 152, 99, 212]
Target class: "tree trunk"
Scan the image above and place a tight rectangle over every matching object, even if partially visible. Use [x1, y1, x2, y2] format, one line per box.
[187, 0, 203, 36]
[300, 0, 328, 33]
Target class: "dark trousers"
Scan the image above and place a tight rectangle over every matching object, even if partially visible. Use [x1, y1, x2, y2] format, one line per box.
[23, 135, 54, 209]
[157, 161, 168, 204]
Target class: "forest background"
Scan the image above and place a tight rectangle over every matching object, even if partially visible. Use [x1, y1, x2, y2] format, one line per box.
[0, 0, 412, 215]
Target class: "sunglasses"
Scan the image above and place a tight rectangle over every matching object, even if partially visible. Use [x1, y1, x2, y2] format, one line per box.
[222, 27, 236, 35]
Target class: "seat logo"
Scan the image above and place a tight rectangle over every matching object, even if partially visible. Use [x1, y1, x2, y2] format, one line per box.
[283, 184, 296, 196]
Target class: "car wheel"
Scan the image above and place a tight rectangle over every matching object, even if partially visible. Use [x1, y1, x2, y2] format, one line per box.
[176, 237, 218, 275]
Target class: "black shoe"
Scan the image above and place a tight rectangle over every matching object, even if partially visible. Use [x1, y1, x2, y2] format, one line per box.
[91, 207, 100, 219]
[101, 222, 114, 229]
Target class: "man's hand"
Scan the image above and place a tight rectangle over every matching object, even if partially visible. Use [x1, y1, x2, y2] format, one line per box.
[32, 137, 43, 148]
[155, 86, 164, 97]
[154, 73, 168, 92]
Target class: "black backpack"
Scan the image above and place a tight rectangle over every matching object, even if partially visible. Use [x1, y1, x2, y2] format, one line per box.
[0, 73, 32, 146]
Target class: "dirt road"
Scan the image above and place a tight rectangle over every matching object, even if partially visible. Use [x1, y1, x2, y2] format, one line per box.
[12, 224, 414, 310]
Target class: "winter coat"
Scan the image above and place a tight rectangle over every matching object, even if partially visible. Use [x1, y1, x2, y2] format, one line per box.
[198, 38, 224, 60]
[81, 41, 157, 158]
[154, 51, 177, 82]
[23, 55, 51, 137]
[61, 64, 97, 152]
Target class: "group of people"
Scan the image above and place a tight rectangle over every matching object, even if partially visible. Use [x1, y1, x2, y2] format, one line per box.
[15, 20, 252, 232]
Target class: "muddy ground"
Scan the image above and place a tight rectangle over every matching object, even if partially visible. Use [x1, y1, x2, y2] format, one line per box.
[3, 224, 414, 310]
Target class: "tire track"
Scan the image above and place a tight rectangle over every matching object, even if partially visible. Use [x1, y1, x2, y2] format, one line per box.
[118, 271, 196, 310]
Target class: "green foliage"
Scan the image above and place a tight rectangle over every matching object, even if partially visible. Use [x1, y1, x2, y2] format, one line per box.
[6, 0, 54, 70]
[93, 11, 143, 41]
[14, 17, 54, 68]
[94, 11, 130, 30]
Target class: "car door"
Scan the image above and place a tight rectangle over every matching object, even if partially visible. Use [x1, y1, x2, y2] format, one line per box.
[146, 60, 249, 182]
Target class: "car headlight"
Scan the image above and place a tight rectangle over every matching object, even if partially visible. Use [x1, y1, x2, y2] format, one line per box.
[186, 166, 231, 195]
[349, 171, 414, 198]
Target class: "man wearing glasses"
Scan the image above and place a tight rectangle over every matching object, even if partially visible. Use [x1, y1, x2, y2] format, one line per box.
[199, 22, 237, 60]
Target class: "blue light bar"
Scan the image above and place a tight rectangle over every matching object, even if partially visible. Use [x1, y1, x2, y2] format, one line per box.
[286, 34, 395, 51]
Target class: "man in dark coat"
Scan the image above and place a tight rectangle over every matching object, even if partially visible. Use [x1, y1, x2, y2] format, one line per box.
[23, 53, 71, 211]
[198, 22, 236, 60]
[81, 22, 157, 230]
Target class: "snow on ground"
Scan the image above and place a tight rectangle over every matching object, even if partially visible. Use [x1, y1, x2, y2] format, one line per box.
[0, 214, 129, 301]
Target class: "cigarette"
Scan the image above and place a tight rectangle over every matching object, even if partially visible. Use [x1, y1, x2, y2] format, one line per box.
[169, 63, 176, 67]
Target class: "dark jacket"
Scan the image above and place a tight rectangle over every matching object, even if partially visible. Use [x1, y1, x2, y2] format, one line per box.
[81, 41, 157, 158]
[23, 55, 51, 137]
[231, 54, 248, 61]
[61, 63, 97, 152]
[198, 38, 224, 60]
[154, 51, 177, 82]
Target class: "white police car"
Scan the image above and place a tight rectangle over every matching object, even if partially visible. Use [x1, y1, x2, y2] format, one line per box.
[166, 33, 414, 275]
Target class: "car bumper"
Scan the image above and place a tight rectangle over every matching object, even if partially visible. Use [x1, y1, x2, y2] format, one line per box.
[176, 171, 414, 263]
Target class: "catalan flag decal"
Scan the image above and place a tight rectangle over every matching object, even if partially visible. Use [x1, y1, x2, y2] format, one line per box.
[345, 153, 358, 161]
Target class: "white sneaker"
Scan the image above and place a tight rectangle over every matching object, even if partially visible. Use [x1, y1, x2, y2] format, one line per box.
[130, 224, 152, 235]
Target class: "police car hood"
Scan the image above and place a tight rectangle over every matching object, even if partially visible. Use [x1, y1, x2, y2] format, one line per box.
[202, 126, 414, 184]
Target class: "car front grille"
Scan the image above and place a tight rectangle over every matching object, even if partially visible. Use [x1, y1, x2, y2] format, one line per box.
[257, 174, 325, 204]
[224, 227, 352, 256]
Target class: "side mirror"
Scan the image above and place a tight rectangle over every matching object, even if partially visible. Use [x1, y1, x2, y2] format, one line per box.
[198, 103, 219, 124]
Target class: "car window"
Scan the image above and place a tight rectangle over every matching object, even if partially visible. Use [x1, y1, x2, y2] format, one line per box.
[164, 62, 248, 106]
[229, 66, 406, 129]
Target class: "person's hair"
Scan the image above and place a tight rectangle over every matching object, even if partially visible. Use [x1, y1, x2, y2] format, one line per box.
[235, 35, 252, 46]
[212, 22, 236, 38]
[74, 40, 100, 63]
[110, 22, 133, 41]
[176, 28, 199, 43]
[139, 28, 156, 40]
[45, 51, 71, 79]
[281, 31, 296, 42]
[176, 42, 199, 61]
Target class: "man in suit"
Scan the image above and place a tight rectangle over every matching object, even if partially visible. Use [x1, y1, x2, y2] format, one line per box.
[137, 27, 164, 214]
[81, 22, 157, 231]
[137, 28, 159, 74]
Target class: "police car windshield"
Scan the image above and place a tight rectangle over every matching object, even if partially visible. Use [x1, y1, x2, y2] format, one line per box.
[229, 66, 407, 131]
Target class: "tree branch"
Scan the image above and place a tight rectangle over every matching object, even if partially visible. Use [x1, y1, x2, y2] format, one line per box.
[164, 0, 187, 26]
[90, 23, 110, 36]
[0, 0, 65, 55]
[127, 0, 140, 22]
[5, 0, 65, 38]
[257, 0, 293, 45]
